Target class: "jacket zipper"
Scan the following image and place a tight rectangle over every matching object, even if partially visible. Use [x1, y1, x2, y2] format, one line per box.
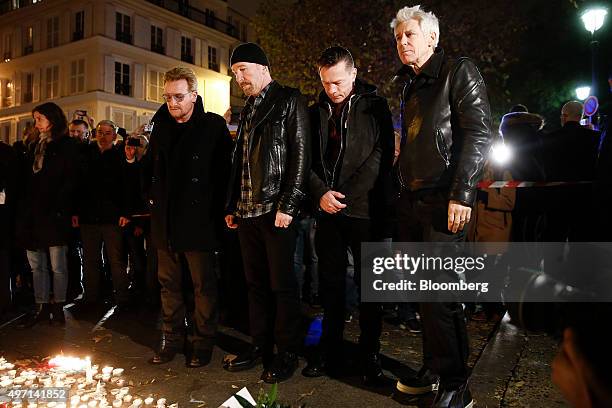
[436, 128, 450, 168]
[330, 94, 358, 188]
[397, 81, 410, 190]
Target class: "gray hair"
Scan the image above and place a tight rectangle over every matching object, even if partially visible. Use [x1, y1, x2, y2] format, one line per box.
[96, 119, 118, 134]
[390, 5, 440, 48]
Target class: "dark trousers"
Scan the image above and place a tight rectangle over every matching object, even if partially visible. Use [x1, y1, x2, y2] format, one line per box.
[124, 228, 147, 291]
[237, 211, 301, 353]
[316, 215, 383, 357]
[157, 249, 218, 348]
[0, 248, 10, 312]
[80, 224, 130, 303]
[66, 229, 83, 301]
[396, 189, 469, 389]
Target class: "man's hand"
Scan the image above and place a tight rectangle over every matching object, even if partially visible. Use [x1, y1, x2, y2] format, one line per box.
[447, 200, 471, 233]
[71, 215, 79, 228]
[119, 217, 131, 227]
[319, 190, 347, 214]
[275, 211, 293, 228]
[225, 214, 238, 229]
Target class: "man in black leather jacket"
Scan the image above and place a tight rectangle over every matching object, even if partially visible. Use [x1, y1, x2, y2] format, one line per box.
[391, 6, 492, 408]
[301, 46, 394, 385]
[224, 43, 310, 383]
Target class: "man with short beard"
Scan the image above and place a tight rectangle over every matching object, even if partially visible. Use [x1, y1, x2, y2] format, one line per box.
[142, 67, 232, 368]
[224, 43, 310, 383]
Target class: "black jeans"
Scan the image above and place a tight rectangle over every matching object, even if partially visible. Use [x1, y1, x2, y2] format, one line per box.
[0, 248, 10, 312]
[396, 189, 469, 389]
[316, 215, 383, 357]
[80, 224, 130, 303]
[157, 249, 218, 348]
[237, 211, 301, 353]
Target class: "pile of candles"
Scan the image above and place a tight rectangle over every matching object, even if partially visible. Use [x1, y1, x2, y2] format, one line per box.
[0, 357, 177, 408]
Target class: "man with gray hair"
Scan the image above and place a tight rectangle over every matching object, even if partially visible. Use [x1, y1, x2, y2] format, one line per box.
[391, 5, 492, 407]
[142, 66, 232, 368]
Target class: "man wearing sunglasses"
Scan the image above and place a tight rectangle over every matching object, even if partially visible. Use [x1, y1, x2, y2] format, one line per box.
[142, 66, 233, 368]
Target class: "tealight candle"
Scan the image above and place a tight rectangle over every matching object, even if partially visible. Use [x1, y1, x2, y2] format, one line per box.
[143, 398, 153, 406]
[112, 401, 122, 408]
[101, 367, 113, 375]
[27, 403, 37, 408]
[110, 390, 120, 396]
[79, 404, 88, 408]
[81, 395, 90, 402]
[47, 403, 57, 408]
[8, 370, 17, 377]
[132, 399, 142, 407]
[155, 399, 165, 406]
[88, 400, 98, 407]
[71, 396, 81, 405]
[111, 369, 123, 377]
[116, 379, 125, 387]
[123, 395, 132, 403]
[14, 376, 26, 384]
[101, 374, 111, 382]
[0, 379, 12, 387]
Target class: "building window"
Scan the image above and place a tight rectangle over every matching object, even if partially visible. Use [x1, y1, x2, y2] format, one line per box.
[3, 34, 12, 61]
[46, 16, 59, 49]
[23, 72, 33, 103]
[116, 12, 132, 44]
[70, 59, 85, 94]
[241, 24, 247, 42]
[208, 46, 218, 72]
[114, 62, 131, 96]
[181, 36, 192, 63]
[1, 80, 13, 108]
[23, 25, 33, 55]
[150, 25, 164, 54]
[147, 69, 164, 103]
[45, 65, 59, 99]
[0, 122, 10, 144]
[111, 108, 135, 133]
[73, 11, 84, 41]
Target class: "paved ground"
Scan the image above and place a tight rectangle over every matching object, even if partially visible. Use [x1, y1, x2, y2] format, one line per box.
[0, 304, 567, 407]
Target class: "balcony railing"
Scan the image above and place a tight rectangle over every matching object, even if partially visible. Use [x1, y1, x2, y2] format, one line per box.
[151, 43, 165, 55]
[115, 83, 131, 96]
[116, 31, 132, 45]
[73, 31, 84, 41]
[145, 0, 238, 38]
[181, 53, 194, 64]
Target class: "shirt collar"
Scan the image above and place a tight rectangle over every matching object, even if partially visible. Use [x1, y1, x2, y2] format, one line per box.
[246, 80, 275, 108]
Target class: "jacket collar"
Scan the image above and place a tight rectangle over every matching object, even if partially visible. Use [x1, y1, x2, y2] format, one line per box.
[249, 80, 282, 131]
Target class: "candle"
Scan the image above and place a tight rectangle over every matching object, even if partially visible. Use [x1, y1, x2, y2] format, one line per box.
[131, 399, 142, 407]
[111, 369, 123, 377]
[101, 374, 111, 382]
[71, 396, 81, 406]
[112, 401, 122, 408]
[81, 395, 90, 402]
[143, 398, 153, 406]
[155, 399, 165, 406]
[101, 367, 113, 375]
[110, 390, 120, 397]
[116, 379, 125, 387]
[48, 403, 57, 408]
[123, 395, 132, 403]
[88, 400, 98, 407]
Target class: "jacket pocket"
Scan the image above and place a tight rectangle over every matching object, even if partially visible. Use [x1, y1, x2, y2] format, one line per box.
[435, 128, 450, 168]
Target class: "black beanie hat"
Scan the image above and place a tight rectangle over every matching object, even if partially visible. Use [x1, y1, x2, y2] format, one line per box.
[230, 42, 269, 67]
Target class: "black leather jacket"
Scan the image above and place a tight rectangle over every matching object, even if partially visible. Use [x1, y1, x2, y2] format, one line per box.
[396, 48, 492, 206]
[226, 81, 310, 217]
[309, 79, 395, 219]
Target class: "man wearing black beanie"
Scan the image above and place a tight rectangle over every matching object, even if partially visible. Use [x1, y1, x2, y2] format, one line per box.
[224, 42, 310, 383]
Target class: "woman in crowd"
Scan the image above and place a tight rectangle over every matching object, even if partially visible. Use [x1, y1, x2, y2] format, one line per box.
[16, 102, 79, 327]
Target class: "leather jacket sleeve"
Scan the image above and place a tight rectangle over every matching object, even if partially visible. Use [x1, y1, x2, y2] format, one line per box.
[449, 58, 493, 206]
[277, 91, 310, 216]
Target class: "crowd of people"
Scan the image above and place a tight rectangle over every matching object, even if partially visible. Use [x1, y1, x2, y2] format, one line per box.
[0, 4, 610, 408]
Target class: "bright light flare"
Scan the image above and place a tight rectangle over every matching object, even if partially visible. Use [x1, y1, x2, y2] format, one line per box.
[581, 8, 607, 34]
[575, 86, 591, 100]
[491, 143, 512, 165]
[48, 355, 91, 371]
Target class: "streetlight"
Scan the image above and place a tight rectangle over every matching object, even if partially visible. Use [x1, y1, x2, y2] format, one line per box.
[580, 7, 607, 98]
[575, 86, 591, 100]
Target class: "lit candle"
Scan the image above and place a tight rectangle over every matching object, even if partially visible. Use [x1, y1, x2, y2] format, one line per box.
[48, 403, 57, 408]
[123, 395, 132, 403]
[101, 367, 113, 375]
[111, 369, 123, 377]
[155, 399, 165, 406]
[71, 396, 81, 406]
[112, 401, 122, 408]
[116, 379, 125, 387]
[132, 399, 142, 407]
[143, 398, 153, 406]
[88, 400, 98, 407]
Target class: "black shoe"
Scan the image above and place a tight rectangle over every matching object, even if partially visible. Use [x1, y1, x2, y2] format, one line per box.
[261, 352, 298, 384]
[149, 333, 182, 365]
[50, 303, 65, 326]
[362, 353, 391, 386]
[18, 304, 51, 328]
[187, 348, 213, 368]
[399, 318, 422, 333]
[223, 345, 263, 372]
[396, 367, 439, 395]
[432, 383, 474, 408]
[301, 352, 325, 378]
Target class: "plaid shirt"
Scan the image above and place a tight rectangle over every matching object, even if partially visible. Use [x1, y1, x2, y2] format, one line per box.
[236, 81, 276, 218]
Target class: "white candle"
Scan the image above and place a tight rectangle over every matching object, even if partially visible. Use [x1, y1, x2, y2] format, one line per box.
[123, 395, 132, 403]
[101, 367, 113, 375]
[111, 368, 123, 377]
[88, 400, 98, 407]
[116, 379, 125, 387]
[155, 399, 165, 406]
[101, 374, 111, 382]
[71, 396, 81, 406]
[112, 401, 122, 408]
[143, 398, 154, 405]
